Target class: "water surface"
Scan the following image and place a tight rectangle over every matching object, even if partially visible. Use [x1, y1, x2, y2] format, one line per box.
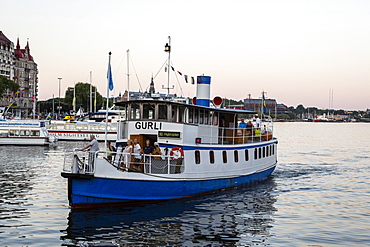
[0, 123, 369, 246]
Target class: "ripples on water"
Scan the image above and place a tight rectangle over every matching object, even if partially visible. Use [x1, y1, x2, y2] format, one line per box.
[0, 123, 369, 246]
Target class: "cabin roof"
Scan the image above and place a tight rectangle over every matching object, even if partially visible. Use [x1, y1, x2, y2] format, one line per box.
[115, 99, 256, 115]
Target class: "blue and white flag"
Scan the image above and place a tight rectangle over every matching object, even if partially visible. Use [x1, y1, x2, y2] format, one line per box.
[107, 62, 114, 91]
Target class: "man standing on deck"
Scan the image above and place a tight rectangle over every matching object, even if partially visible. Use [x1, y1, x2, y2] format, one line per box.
[82, 135, 99, 171]
[132, 138, 142, 171]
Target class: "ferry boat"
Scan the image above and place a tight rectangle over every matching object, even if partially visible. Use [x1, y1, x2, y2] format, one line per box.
[61, 75, 278, 208]
[0, 119, 55, 145]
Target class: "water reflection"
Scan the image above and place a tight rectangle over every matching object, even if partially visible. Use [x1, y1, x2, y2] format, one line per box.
[61, 178, 277, 246]
[0, 146, 48, 229]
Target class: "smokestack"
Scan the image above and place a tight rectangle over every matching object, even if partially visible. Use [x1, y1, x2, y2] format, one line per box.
[196, 76, 211, 107]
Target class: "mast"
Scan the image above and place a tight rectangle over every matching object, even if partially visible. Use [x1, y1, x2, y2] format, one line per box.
[104, 52, 112, 147]
[90, 71, 92, 113]
[127, 49, 130, 100]
[163, 36, 173, 96]
[73, 81, 76, 113]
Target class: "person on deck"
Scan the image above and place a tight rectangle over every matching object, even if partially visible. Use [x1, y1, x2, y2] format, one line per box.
[106, 141, 116, 161]
[122, 139, 133, 168]
[132, 138, 142, 171]
[246, 120, 254, 132]
[82, 135, 99, 170]
[239, 118, 247, 128]
[141, 139, 155, 163]
[255, 114, 261, 128]
[152, 142, 162, 158]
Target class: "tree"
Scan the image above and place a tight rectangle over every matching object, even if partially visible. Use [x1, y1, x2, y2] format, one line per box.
[64, 82, 104, 112]
[0, 75, 19, 96]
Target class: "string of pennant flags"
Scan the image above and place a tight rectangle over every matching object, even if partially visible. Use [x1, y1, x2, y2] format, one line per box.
[166, 65, 196, 84]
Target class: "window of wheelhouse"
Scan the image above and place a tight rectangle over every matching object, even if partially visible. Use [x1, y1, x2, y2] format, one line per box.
[199, 110, 204, 124]
[171, 105, 178, 122]
[189, 108, 194, 123]
[158, 104, 168, 120]
[205, 111, 209, 125]
[178, 105, 185, 123]
[213, 112, 219, 125]
[130, 104, 140, 120]
[194, 109, 199, 124]
[143, 104, 155, 119]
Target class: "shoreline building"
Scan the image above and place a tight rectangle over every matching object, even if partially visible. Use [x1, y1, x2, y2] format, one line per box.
[0, 31, 15, 108]
[0, 30, 38, 118]
[0, 31, 14, 80]
[14, 38, 38, 117]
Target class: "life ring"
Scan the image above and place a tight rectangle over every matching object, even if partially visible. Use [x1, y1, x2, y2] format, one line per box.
[170, 147, 184, 160]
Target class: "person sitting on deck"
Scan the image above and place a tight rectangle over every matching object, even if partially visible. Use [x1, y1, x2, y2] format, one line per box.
[238, 118, 247, 128]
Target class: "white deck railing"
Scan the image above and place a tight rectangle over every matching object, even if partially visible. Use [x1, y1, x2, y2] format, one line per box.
[63, 149, 184, 175]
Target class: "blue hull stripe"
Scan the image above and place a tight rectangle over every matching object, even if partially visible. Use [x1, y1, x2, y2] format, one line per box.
[70, 165, 276, 206]
[161, 140, 277, 151]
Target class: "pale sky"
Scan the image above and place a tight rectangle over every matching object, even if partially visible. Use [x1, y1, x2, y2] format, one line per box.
[2, 0, 370, 110]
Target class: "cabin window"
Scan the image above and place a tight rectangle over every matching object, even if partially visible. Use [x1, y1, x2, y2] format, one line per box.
[254, 148, 258, 160]
[245, 149, 249, 161]
[234, 150, 239, 163]
[178, 106, 185, 123]
[158, 105, 168, 120]
[263, 147, 266, 158]
[270, 145, 273, 156]
[31, 130, 40, 136]
[209, 151, 215, 164]
[272, 145, 275, 155]
[20, 130, 26, 136]
[172, 105, 178, 122]
[222, 151, 227, 163]
[130, 104, 140, 119]
[195, 150, 200, 164]
[205, 111, 209, 125]
[266, 146, 269, 157]
[143, 104, 155, 119]
[0, 130, 8, 136]
[189, 108, 194, 123]
[259, 148, 262, 159]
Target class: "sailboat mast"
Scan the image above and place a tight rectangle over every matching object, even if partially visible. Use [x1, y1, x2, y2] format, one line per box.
[127, 49, 130, 100]
[90, 71, 92, 113]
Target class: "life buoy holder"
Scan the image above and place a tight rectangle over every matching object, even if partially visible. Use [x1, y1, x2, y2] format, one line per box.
[170, 147, 184, 160]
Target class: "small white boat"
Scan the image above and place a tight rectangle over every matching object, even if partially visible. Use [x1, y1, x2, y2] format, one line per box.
[0, 120, 55, 146]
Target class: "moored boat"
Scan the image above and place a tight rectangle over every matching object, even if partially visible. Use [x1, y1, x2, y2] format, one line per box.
[46, 111, 123, 141]
[47, 120, 118, 141]
[61, 75, 278, 208]
[0, 119, 55, 145]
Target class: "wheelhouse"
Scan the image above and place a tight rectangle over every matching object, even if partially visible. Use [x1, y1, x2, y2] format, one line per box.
[115, 99, 272, 147]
